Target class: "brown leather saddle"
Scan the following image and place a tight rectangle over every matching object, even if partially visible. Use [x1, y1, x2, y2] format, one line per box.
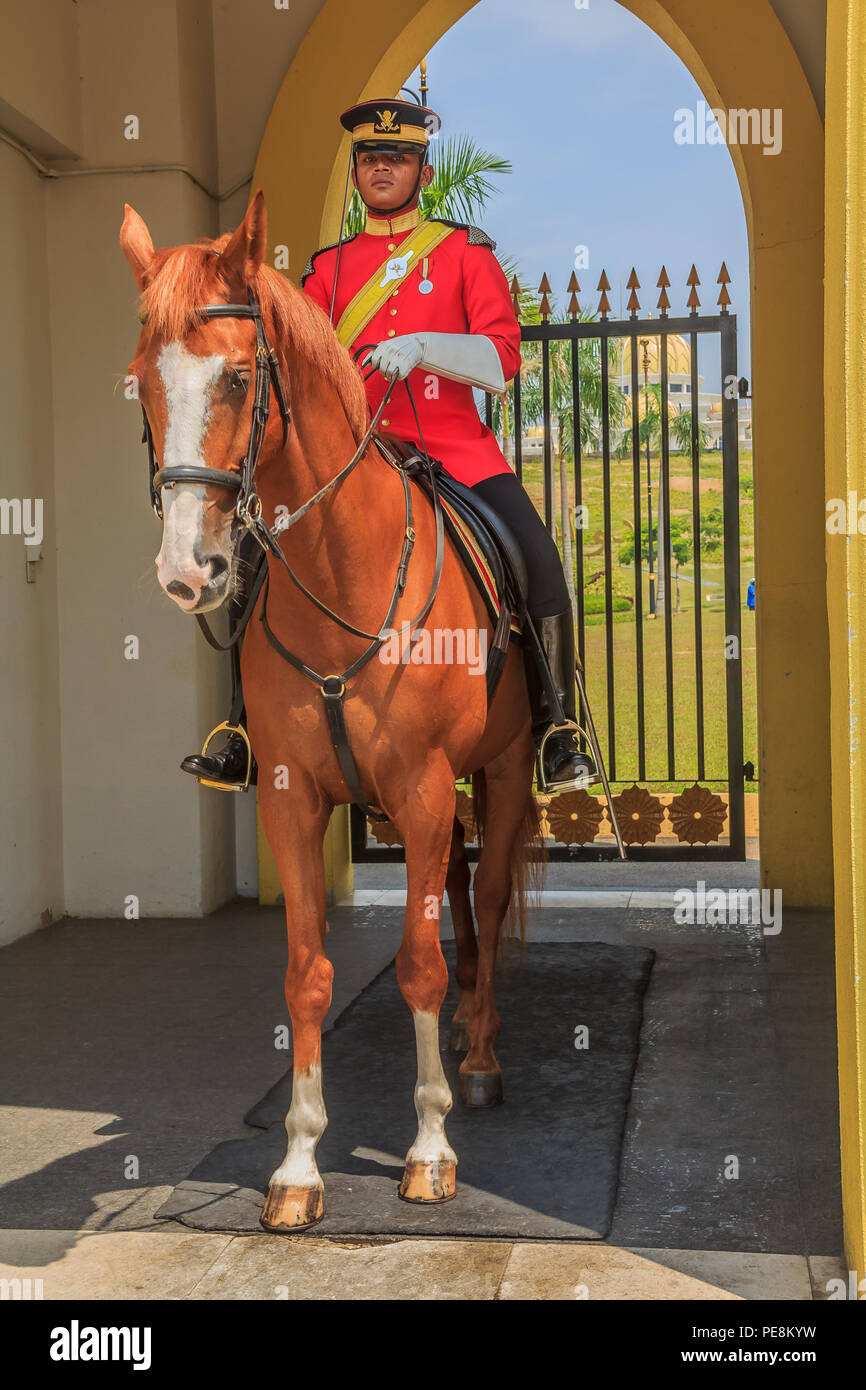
[374, 433, 529, 703]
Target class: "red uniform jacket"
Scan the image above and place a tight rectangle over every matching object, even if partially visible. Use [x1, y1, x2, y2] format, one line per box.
[301, 219, 522, 486]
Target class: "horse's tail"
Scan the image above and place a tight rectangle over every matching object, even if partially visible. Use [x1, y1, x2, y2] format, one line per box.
[470, 771, 547, 957]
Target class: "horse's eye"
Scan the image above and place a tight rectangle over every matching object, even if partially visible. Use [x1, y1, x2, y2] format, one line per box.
[227, 369, 250, 395]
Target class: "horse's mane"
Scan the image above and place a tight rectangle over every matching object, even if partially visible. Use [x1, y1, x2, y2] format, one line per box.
[139, 236, 368, 442]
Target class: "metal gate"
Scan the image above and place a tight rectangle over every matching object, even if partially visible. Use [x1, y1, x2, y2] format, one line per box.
[352, 264, 748, 862]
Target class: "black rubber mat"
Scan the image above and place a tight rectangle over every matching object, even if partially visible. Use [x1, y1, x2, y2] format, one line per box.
[155, 941, 654, 1238]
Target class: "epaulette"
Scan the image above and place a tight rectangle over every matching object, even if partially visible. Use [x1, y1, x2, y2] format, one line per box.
[300, 233, 358, 285]
[433, 219, 496, 252]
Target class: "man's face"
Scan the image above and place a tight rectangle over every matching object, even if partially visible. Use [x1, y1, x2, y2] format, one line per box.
[352, 147, 433, 212]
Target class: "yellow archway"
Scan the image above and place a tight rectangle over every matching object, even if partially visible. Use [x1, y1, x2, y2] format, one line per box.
[253, 0, 828, 909]
[251, 0, 866, 1276]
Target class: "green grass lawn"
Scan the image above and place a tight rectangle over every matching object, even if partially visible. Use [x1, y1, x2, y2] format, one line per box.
[516, 446, 757, 793]
[580, 599, 758, 792]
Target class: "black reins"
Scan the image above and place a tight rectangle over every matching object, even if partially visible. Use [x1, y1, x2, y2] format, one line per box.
[140, 290, 444, 821]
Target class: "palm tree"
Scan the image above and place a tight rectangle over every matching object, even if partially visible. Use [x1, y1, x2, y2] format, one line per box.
[511, 302, 626, 615]
[615, 380, 662, 459]
[615, 385, 715, 612]
[616, 382, 710, 458]
[670, 403, 712, 455]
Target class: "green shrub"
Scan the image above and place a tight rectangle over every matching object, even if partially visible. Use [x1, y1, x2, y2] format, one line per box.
[583, 594, 632, 614]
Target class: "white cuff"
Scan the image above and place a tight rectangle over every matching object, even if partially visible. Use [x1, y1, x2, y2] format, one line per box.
[418, 332, 506, 394]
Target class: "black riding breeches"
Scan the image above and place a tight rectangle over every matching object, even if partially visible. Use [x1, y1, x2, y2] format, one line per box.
[470, 471, 570, 618]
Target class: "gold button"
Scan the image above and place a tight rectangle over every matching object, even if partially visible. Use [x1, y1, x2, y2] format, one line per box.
[387, 242, 396, 251]
[381, 419, 390, 427]
[389, 308, 398, 316]
[387, 329, 396, 337]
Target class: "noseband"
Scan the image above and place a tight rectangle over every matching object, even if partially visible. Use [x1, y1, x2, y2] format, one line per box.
[141, 285, 292, 523]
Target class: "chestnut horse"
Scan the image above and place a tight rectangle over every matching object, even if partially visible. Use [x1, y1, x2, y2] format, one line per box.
[121, 192, 541, 1232]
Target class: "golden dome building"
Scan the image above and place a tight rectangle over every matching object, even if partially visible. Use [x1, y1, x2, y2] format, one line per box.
[610, 332, 751, 449]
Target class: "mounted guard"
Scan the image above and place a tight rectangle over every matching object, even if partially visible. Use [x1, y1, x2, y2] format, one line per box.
[181, 95, 598, 797]
[121, 90, 628, 1227]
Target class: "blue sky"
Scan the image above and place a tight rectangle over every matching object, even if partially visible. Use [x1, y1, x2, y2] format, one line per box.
[407, 0, 750, 390]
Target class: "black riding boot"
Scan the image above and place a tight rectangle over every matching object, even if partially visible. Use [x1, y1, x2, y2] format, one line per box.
[181, 729, 256, 789]
[524, 607, 598, 792]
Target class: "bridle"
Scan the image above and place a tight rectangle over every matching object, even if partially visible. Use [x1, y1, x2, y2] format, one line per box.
[141, 285, 292, 526]
[137, 283, 444, 821]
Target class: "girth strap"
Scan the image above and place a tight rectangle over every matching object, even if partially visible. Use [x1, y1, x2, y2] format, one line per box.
[321, 679, 388, 822]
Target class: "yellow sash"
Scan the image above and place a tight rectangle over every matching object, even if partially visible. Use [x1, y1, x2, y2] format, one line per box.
[335, 220, 454, 347]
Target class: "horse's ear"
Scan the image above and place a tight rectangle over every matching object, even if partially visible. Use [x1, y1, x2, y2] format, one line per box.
[218, 189, 267, 289]
[120, 204, 156, 288]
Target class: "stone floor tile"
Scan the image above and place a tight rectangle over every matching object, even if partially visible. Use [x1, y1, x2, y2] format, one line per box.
[500, 1243, 757, 1300]
[629, 1248, 813, 1300]
[807, 1255, 850, 1299]
[0, 1229, 233, 1300]
[187, 1235, 512, 1300]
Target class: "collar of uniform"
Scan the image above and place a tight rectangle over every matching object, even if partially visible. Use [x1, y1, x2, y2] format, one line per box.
[363, 206, 423, 236]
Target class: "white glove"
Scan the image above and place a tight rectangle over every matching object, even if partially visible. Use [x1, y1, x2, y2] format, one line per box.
[366, 333, 506, 394]
[366, 335, 425, 381]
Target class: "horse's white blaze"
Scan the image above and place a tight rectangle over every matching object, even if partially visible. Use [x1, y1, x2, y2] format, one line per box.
[156, 484, 210, 602]
[158, 340, 224, 470]
[406, 1010, 456, 1165]
[155, 342, 227, 602]
[269, 1064, 327, 1190]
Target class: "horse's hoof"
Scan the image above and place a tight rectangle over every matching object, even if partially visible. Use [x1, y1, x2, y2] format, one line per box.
[260, 1183, 324, 1233]
[459, 1070, 504, 1107]
[449, 1020, 470, 1052]
[398, 1158, 457, 1203]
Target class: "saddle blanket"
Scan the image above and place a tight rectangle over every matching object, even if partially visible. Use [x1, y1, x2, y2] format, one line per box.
[437, 493, 522, 636]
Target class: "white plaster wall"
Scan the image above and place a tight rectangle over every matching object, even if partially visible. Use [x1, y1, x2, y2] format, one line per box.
[43, 170, 237, 918]
[0, 143, 64, 944]
[42, 0, 237, 918]
[0, 0, 242, 930]
[0, 0, 326, 932]
[0, 0, 82, 155]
